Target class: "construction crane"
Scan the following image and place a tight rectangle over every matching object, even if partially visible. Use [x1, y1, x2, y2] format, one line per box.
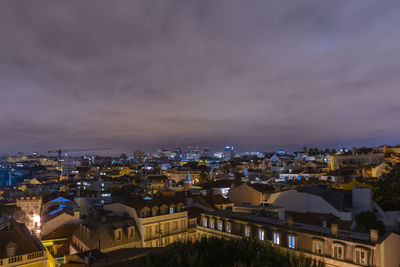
[47, 148, 111, 177]
[47, 148, 111, 160]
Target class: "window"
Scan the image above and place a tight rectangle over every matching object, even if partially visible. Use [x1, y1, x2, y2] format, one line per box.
[210, 219, 215, 229]
[333, 244, 344, 259]
[288, 235, 296, 249]
[128, 227, 134, 238]
[203, 217, 208, 227]
[217, 221, 223, 231]
[115, 229, 122, 241]
[273, 232, 280, 245]
[258, 229, 265, 241]
[169, 207, 174, 214]
[173, 221, 178, 230]
[313, 241, 323, 255]
[152, 208, 158, 216]
[181, 220, 186, 230]
[164, 223, 170, 234]
[226, 222, 231, 233]
[355, 248, 367, 265]
[244, 226, 250, 238]
[6, 246, 16, 258]
[146, 226, 152, 238]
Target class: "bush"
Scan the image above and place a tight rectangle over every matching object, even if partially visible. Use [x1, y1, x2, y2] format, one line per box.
[137, 237, 325, 267]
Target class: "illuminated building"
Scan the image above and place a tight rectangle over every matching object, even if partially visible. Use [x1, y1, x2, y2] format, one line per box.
[16, 196, 42, 235]
[197, 207, 400, 267]
[0, 216, 53, 267]
[104, 197, 188, 248]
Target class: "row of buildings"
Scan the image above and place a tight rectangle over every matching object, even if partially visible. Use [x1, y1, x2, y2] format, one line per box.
[1, 145, 400, 266]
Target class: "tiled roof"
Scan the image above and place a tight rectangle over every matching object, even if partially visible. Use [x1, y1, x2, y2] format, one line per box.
[0, 216, 45, 258]
[73, 215, 141, 250]
[202, 210, 381, 245]
[122, 196, 185, 210]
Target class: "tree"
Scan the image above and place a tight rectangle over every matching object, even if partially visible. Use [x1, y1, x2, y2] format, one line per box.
[374, 163, 400, 211]
[199, 171, 209, 184]
[354, 211, 386, 235]
[112, 184, 141, 200]
[302, 146, 308, 153]
[137, 237, 325, 267]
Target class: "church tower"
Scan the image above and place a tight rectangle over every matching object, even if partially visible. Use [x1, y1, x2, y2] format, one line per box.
[184, 171, 192, 191]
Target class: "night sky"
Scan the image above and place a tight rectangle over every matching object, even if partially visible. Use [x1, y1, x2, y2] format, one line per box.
[1, 1, 400, 155]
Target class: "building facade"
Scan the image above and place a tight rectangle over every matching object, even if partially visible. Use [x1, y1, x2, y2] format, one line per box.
[197, 209, 400, 267]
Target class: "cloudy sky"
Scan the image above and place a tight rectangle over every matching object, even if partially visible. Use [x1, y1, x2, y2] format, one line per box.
[1, 0, 400, 155]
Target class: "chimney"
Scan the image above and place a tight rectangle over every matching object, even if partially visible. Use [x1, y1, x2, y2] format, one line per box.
[287, 216, 293, 227]
[331, 223, 338, 237]
[74, 210, 80, 219]
[370, 229, 378, 242]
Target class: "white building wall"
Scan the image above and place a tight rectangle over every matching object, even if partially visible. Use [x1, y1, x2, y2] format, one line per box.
[266, 190, 352, 221]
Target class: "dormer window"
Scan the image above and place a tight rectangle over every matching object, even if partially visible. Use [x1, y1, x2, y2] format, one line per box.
[6, 242, 17, 258]
[313, 240, 323, 255]
[127, 226, 135, 238]
[169, 207, 174, 214]
[355, 248, 368, 265]
[114, 229, 122, 241]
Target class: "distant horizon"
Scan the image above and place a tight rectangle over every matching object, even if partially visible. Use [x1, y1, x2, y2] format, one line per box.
[2, 141, 399, 157]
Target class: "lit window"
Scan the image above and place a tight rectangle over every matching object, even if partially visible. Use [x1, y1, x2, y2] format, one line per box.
[333, 244, 344, 259]
[244, 226, 250, 238]
[226, 222, 231, 233]
[288, 235, 296, 249]
[210, 219, 215, 229]
[217, 221, 223, 231]
[258, 229, 265, 241]
[273, 232, 280, 245]
[202, 218, 208, 227]
[169, 207, 174, 214]
[313, 241, 323, 255]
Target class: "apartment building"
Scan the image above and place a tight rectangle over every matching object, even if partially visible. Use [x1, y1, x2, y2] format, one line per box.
[197, 208, 400, 267]
[16, 196, 42, 235]
[0, 216, 52, 267]
[104, 197, 188, 248]
[71, 214, 141, 253]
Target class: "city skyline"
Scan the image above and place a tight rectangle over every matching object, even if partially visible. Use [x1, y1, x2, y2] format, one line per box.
[1, 1, 400, 154]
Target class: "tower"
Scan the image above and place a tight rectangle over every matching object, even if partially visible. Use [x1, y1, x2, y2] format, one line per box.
[184, 171, 192, 191]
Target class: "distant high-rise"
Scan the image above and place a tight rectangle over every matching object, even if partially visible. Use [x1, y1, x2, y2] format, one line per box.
[224, 146, 235, 161]
[201, 147, 210, 158]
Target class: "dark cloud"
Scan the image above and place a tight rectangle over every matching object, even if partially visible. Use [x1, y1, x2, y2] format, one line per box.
[1, 0, 400, 154]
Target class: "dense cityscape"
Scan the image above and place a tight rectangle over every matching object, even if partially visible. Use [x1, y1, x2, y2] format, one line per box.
[2, 1, 400, 267]
[0, 145, 400, 266]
